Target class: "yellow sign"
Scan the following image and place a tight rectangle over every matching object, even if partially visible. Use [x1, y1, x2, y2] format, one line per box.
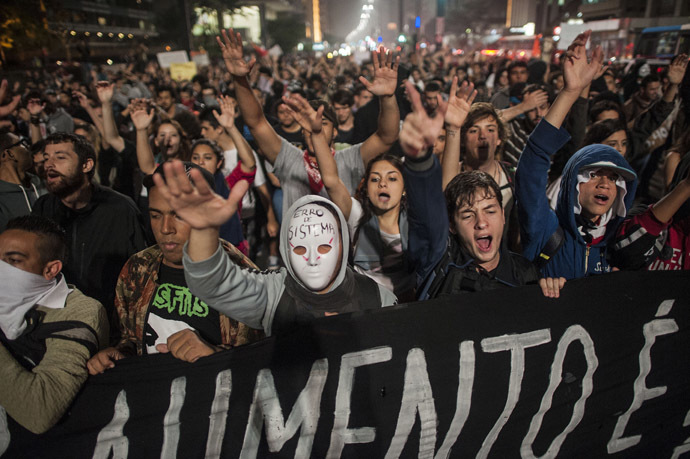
[170, 62, 198, 82]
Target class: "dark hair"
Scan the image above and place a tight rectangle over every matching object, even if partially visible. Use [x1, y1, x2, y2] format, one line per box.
[353, 82, 370, 97]
[6, 215, 68, 264]
[549, 70, 563, 86]
[198, 108, 220, 129]
[201, 84, 217, 95]
[508, 60, 528, 73]
[191, 138, 223, 164]
[584, 119, 628, 146]
[641, 74, 661, 89]
[353, 153, 406, 245]
[589, 99, 625, 124]
[156, 85, 177, 99]
[424, 81, 442, 93]
[461, 102, 506, 156]
[44, 132, 97, 179]
[152, 119, 191, 162]
[332, 89, 354, 107]
[308, 100, 338, 128]
[445, 170, 503, 226]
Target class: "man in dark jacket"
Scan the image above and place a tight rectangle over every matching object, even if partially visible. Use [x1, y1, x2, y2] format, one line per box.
[32, 132, 147, 341]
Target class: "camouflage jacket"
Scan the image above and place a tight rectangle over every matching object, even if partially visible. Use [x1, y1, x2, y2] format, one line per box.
[115, 240, 263, 355]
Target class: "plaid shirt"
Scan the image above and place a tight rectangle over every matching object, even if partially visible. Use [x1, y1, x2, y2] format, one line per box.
[115, 240, 263, 355]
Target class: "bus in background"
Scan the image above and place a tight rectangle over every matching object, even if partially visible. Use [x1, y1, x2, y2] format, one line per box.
[635, 24, 690, 61]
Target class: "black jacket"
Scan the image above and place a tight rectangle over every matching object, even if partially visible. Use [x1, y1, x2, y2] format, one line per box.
[32, 184, 147, 333]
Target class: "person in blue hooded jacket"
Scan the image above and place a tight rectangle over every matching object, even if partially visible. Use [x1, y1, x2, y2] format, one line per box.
[516, 30, 638, 280]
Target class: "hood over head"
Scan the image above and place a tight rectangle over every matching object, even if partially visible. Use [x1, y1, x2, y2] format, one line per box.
[279, 195, 350, 293]
[557, 143, 638, 243]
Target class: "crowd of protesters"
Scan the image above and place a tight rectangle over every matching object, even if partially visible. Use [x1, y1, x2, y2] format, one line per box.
[1, 28, 689, 434]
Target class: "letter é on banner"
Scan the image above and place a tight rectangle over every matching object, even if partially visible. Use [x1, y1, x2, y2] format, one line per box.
[521, 325, 598, 459]
[478, 329, 552, 459]
[240, 359, 328, 459]
[327, 346, 393, 458]
[92, 390, 130, 459]
[384, 348, 438, 459]
[205, 370, 232, 459]
[608, 300, 679, 454]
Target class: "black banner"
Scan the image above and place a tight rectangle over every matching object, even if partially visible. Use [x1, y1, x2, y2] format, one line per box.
[2, 271, 690, 458]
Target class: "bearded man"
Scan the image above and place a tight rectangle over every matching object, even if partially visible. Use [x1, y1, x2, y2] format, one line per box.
[32, 133, 147, 342]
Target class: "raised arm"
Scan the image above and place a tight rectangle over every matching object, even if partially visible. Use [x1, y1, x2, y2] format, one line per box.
[0, 80, 21, 118]
[217, 29, 282, 164]
[130, 100, 157, 175]
[95, 81, 126, 152]
[285, 93, 353, 219]
[213, 95, 256, 173]
[359, 47, 401, 165]
[499, 89, 548, 123]
[544, 30, 603, 130]
[442, 77, 476, 190]
[399, 81, 449, 284]
[662, 54, 688, 104]
[73, 90, 105, 139]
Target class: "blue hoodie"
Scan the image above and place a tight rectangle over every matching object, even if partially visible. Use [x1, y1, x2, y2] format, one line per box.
[516, 120, 638, 279]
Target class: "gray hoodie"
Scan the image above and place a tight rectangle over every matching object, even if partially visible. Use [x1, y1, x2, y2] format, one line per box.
[183, 195, 396, 336]
[0, 174, 45, 231]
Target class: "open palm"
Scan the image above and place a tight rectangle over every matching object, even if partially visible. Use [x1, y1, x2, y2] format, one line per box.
[216, 29, 254, 77]
[563, 30, 603, 93]
[668, 54, 688, 85]
[213, 95, 237, 130]
[400, 80, 447, 157]
[284, 94, 323, 133]
[359, 47, 399, 97]
[153, 161, 249, 229]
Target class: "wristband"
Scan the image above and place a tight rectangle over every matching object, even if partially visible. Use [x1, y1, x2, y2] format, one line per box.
[30, 116, 41, 125]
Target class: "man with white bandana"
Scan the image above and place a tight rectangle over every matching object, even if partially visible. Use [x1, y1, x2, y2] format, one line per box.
[0, 215, 108, 434]
[152, 161, 396, 336]
[515, 30, 638, 280]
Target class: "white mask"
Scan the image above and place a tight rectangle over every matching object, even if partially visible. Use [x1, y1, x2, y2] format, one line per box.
[287, 203, 341, 291]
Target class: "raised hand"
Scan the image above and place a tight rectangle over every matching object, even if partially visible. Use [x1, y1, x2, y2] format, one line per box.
[358, 46, 400, 97]
[400, 80, 447, 158]
[444, 76, 477, 129]
[522, 89, 548, 111]
[27, 98, 45, 117]
[283, 93, 324, 134]
[130, 105, 155, 131]
[212, 94, 238, 130]
[668, 54, 688, 86]
[216, 28, 255, 77]
[73, 91, 90, 109]
[87, 347, 125, 375]
[152, 160, 249, 229]
[95, 81, 114, 103]
[562, 30, 603, 94]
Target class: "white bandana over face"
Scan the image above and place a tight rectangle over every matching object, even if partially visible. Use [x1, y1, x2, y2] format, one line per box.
[574, 168, 628, 240]
[0, 261, 69, 340]
[287, 203, 340, 291]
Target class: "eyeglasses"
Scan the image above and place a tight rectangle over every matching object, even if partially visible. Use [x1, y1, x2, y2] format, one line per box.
[4, 137, 30, 152]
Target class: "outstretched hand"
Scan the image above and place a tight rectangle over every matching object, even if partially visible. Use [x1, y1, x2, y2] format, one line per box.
[668, 54, 688, 86]
[95, 81, 115, 103]
[152, 160, 249, 229]
[399, 80, 447, 158]
[216, 28, 255, 77]
[283, 93, 324, 134]
[213, 94, 238, 130]
[445, 76, 477, 129]
[358, 46, 400, 97]
[562, 30, 604, 94]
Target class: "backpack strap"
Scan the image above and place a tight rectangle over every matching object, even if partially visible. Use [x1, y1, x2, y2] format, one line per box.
[533, 226, 565, 270]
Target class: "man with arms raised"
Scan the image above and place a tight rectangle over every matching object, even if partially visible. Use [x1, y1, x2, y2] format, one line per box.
[152, 161, 396, 336]
[0, 215, 107, 433]
[516, 31, 638, 280]
[87, 163, 260, 374]
[216, 29, 400, 218]
[398, 81, 540, 299]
